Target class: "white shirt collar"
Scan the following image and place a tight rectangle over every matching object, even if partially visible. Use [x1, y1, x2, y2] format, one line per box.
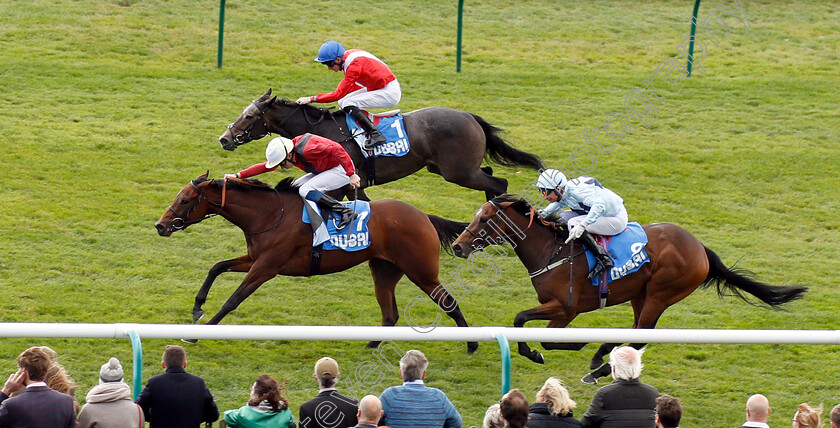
[403, 380, 425, 385]
[318, 387, 337, 393]
[26, 381, 47, 388]
[741, 422, 770, 428]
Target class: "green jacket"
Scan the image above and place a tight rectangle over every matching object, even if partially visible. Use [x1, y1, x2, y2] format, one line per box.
[224, 404, 295, 428]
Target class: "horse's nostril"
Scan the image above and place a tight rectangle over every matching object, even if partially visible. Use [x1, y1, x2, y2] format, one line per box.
[155, 223, 166, 235]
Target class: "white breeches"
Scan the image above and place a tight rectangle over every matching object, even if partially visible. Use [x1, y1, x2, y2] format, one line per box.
[337, 80, 402, 110]
[560, 206, 628, 236]
[294, 165, 351, 198]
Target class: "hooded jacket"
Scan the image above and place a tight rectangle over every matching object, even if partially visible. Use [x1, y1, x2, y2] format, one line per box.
[78, 382, 144, 428]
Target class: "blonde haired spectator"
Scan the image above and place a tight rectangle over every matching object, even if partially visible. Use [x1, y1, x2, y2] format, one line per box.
[528, 377, 580, 427]
[482, 403, 504, 428]
[793, 403, 822, 428]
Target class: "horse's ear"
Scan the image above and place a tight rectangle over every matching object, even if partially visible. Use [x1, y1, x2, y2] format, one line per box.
[199, 170, 209, 180]
[265, 88, 272, 97]
[270, 96, 277, 105]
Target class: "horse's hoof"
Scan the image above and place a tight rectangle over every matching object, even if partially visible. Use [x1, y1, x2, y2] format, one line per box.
[192, 310, 205, 324]
[530, 351, 545, 364]
[580, 373, 598, 385]
[181, 338, 198, 344]
[467, 342, 479, 355]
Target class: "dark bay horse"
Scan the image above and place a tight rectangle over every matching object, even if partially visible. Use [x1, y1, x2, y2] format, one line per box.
[217, 89, 543, 201]
[155, 172, 478, 353]
[451, 195, 807, 382]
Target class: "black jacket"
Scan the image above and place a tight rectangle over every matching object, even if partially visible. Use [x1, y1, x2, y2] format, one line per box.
[135, 367, 219, 428]
[579, 378, 658, 428]
[527, 402, 582, 428]
[299, 389, 359, 428]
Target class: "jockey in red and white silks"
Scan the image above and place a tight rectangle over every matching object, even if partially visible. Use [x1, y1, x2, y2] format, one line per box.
[296, 41, 401, 150]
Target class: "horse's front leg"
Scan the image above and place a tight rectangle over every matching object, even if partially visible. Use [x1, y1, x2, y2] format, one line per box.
[202, 263, 281, 326]
[514, 299, 569, 364]
[192, 255, 254, 323]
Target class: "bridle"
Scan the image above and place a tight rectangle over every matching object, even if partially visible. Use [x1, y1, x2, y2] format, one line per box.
[226, 100, 271, 146]
[167, 180, 221, 230]
[462, 200, 534, 248]
[167, 178, 287, 235]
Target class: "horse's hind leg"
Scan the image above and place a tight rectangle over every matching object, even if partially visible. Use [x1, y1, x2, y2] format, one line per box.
[193, 255, 254, 323]
[366, 259, 404, 349]
[588, 297, 645, 369]
[411, 277, 478, 354]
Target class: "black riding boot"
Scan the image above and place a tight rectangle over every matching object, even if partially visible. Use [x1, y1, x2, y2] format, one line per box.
[344, 105, 386, 150]
[316, 193, 358, 229]
[580, 231, 613, 278]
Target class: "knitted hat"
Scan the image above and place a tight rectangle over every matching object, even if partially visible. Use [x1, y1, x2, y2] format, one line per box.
[99, 357, 124, 383]
[314, 357, 339, 380]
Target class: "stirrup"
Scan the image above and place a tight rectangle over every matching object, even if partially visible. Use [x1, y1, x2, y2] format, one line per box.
[335, 211, 358, 229]
[363, 132, 386, 150]
[587, 259, 612, 279]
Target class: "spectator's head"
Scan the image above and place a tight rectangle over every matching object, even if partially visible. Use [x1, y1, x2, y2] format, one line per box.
[745, 394, 771, 423]
[31, 346, 58, 362]
[500, 389, 529, 428]
[248, 374, 288, 412]
[99, 357, 124, 384]
[830, 403, 840, 428]
[609, 346, 643, 381]
[162, 345, 187, 369]
[399, 350, 428, 382]
[482, 403, 504, 428]
[17, 347, 51, 382]
[357, 395, 384, 424]
[793, 403, 822, 428]
[535, 377, 576, 417]
[655, 395, 682, 428]
[314, 357, 340, 388]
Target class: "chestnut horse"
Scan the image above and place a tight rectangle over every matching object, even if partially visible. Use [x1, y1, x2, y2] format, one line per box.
[451, 195, 807, 383]
[155, 173, 478, 353]
[217, 89, 543, 201]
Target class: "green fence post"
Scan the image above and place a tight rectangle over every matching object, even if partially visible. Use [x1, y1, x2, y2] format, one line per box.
[456, 0, 464, 72]
[217, 0, 226, 69]
[687, 0, 702, 77]
[126, 329, 143, 401]
[494, 332, 511, 396]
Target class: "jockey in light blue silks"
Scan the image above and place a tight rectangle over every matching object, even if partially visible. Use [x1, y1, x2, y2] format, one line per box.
[536, 169, 628, 277]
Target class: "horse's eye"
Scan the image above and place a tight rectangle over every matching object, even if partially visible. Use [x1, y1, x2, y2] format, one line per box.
[181, 199, 190, 205]
[245, 115, 253, 120]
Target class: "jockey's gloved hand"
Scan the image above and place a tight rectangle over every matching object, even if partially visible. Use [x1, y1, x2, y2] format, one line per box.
[566, 223, 587, 243]
[224, 173, 239, 179]
[296, 96, 313, 105]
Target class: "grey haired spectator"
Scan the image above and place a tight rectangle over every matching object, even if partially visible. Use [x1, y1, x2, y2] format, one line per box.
[580, 346, 659, 428]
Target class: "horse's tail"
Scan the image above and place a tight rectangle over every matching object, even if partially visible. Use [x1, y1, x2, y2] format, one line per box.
[471, 114, 544, 170]
[427, 214, 468, 255]
[702, 246, 807, 307]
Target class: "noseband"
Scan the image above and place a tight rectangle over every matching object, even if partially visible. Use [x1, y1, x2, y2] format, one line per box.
[167, 180, 221, 230]
[462, 200, 533, 248]
[226, 100, 271, 146]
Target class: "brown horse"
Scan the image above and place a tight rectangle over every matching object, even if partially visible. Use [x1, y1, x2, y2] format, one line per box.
[217, 89, 543, 201]
[155, 172, 478, 353]
[451, 195, 807, 383]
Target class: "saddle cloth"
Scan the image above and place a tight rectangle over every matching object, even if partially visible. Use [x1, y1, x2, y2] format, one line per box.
[302, 200, 372, 251]
[584, 222, 650, 286]
[346, 111, 410, 158]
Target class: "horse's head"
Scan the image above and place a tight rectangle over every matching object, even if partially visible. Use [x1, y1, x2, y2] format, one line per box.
[155, 172, 221, 236]
[218, 89, 277, 151]
[452, 195, 533, 258]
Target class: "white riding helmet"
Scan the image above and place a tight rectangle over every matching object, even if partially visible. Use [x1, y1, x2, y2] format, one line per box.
[536, 169, 568, 191]
[265, 137, 295, 168]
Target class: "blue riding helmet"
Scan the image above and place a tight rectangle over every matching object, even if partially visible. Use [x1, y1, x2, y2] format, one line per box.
[315, 41, 346, 63]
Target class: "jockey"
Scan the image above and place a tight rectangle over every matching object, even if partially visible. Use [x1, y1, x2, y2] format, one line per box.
[295, 41, 401, 151]
[225, 134, 362, 229]
[536, 169, 628, 277]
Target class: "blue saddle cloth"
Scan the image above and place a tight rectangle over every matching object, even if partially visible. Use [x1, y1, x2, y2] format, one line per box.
[346, 113, 410, 158]
[302, 200, 372, 251]
[584, 222, 650, 286]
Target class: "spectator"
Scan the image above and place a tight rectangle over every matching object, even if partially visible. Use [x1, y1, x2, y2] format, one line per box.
[735, 394, 771, 428]
[136, 344, 219, 428]
[10, 346, 79, 413]
[223, 374, 294, 428]
[830, 403, 840, 428]
[78, 357, 144, 428]
[379, 349, 462, 428]
[528, 377, 581, 428]
[500, 389, 530, 428]
[792, 403, 822, 428]
[655, 395, 681, 428]
[0, 346, 76, 427]
[299, 357, 358, 428]
[351, 395, 386, 428]
[580, 346, 659, 428]
[483, 403, 505, 428]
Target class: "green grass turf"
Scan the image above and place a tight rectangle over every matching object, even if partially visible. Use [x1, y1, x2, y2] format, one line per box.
[0, 0, 838, 426]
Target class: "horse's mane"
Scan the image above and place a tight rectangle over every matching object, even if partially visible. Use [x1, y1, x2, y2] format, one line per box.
[193, 176, 300, 194]
[490, 194, 533, 217]
[275, 98, 336, 118]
